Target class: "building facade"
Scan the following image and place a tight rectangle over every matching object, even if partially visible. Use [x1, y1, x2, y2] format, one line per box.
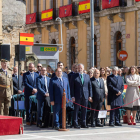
[0, 0, 2, 43]
[25, 0, 140, 70]
[2, 0, 26, 68]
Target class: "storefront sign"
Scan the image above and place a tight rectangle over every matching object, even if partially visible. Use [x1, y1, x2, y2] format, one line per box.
[40, 47, 57, 52]
[26, 47, 30, 51]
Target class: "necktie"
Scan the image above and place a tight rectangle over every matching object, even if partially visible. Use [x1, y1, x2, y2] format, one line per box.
[15, 75, 18, 80]
[44, 77, 48, 92]
[59, 78, 63, 87]
[81, 74, 84, 85]
[97, 79, 100, 87]
[31, 73, 34, 81]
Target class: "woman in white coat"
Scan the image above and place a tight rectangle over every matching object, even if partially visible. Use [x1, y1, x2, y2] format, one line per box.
[124, 66, 140, 125]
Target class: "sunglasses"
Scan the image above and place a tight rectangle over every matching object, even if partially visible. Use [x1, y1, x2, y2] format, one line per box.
[37, 66, 42, 67]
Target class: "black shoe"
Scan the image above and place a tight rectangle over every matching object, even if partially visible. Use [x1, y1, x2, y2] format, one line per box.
[40, 124, 47, 128]
[55, 126, 60, 130]
[115, 123, 122, 126]
[109, 123, 115, 127]
[81, 125, 89, 128]
[96, 123, 103, 127]
[74, 125, 81, 129]
[91, 124, 96, 127]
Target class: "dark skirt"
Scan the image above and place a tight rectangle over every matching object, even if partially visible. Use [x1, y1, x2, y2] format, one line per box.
[124, 106, 140, 111]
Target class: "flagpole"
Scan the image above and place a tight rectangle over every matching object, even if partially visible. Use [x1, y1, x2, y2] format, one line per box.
[16, 33, 21, 117]
[91, 0, 94, 67]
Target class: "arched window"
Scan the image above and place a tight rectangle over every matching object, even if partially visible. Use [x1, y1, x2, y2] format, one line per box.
[70, 37, 75, 68]
[50, 0, 57, 9]
[94, 35, 97, 67]
[27, 0, 31, 14]
[68, 0, 73, 4]
[116, 31, 123, 67]
[51, 39, 56, 44]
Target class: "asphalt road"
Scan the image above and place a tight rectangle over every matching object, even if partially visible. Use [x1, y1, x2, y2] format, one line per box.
[1, 122, 140, 140]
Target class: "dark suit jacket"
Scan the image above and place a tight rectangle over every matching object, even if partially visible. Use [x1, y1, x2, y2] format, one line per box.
[107, 74, 124, 106]
[68, 71, 75, 83]
[51, 72, 68, 79]
[70, 73, 92, 101]
[23, 71, 39, 96]
[36, 76, 50, 100]
[12, 74, 24, 95]
[90, 77, 105, 103]
[49, 77, 70, 104]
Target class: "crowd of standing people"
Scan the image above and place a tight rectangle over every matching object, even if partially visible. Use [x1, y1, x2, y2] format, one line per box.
[0, 59, 139, 130]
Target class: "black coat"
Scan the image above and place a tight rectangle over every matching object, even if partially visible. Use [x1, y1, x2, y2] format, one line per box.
[107, 74, 124, 106]
[12, 74, 24, 95]
[70, 73, 92, 100]
[91, 77, 105, 103]
[68, 71, 75, 83]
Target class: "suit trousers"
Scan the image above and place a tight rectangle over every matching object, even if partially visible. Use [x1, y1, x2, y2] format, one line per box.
[109, 106, 120, 124]
[0, 96, 11, 115]
[42, 97, 51, 127]
[91, 101, 103, 124]
[37, 99, 44, 125]
[54, 103, 62, 127]
[25, 96, 30, 122]
[74, 97, 88, 126]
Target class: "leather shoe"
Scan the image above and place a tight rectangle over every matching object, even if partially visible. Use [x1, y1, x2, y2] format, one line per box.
[109, 123, 115, 127]
[91, 124, 96, 127]
[96, 123, 103, 127]
[32, 122, 37, 125]
[81, 125, 89, 128]
[74, 125, 81, 129]
[26, 122, 31, 125]
[55, 127, 60, 130]
[115, 123, 122, 126]
[40, 124, 47, 128]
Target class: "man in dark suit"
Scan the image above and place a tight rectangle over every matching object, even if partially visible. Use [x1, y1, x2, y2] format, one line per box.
[51, 61, 68, 79]
[68, 64, 76, 83]
[107, 66, 124, 127]
[49, 68, 70, 130]
[11, 67, 24, 116]
[36, 67, 50, 128]
[12, 66, 24, 95]
[36, 63, 42, 75]
[71, 63, 92, 129]
[91, 69, 105, 127]
[23, 63, 39, 125]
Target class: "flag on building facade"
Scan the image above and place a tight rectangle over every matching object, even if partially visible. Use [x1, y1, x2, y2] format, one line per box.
[59, 4, 72, 18]
[26, 13, 36, 24]
[102, 0, 119, 9]
[79, 0, 90, 14]
[136, 0, 140, 2]
[41, 9, 53, 21]
[20, 33, 34, 46]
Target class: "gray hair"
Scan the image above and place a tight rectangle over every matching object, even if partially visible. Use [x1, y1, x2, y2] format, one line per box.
[78, 63, 84, 69]
[112, 66, 118, 71]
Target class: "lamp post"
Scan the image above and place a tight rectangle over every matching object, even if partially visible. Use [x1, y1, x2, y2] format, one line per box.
[90, 0, 94, 67]
[56, 17, 63, 53]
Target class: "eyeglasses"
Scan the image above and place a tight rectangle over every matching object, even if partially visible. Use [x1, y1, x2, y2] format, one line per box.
[37, 66, 42, 67]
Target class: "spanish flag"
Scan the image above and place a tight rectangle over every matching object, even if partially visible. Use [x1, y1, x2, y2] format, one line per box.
[41, 9, 53, 21]
[79, 0, 90, 14]
[20, 33, 34, 46]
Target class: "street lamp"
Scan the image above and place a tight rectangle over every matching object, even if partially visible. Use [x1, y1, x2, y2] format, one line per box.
[56, 17, 63, 53]
[90, 0, 94, 67]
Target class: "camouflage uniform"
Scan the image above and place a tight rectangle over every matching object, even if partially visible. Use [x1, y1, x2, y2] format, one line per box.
[0, 60, 13, 115]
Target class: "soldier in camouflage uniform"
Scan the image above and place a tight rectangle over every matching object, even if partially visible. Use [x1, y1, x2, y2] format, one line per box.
[0, 59, 13, 115]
